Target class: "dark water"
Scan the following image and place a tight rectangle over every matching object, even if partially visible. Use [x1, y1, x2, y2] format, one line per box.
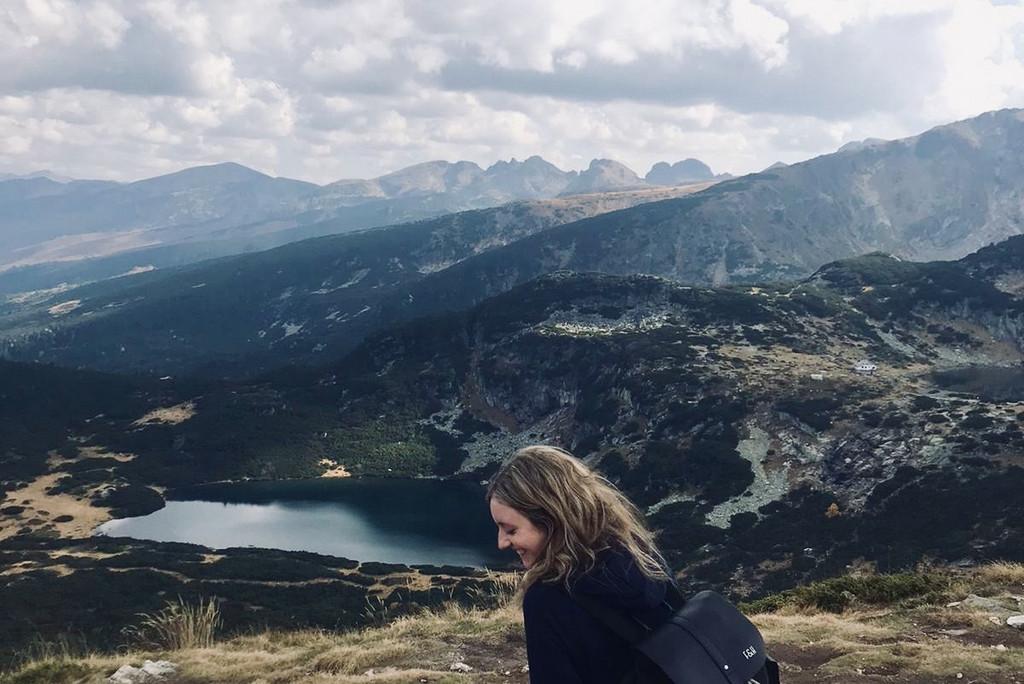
[95, 478, 509, 568]
[931, 365, 1024, 401]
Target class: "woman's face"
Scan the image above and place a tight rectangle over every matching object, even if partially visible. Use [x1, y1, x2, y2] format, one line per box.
[489, 497, 548, 569]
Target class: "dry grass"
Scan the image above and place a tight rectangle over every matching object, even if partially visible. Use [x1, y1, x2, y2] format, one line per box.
[124, 603, 524, 684]
[824, 640, 1024, 677]
[0, 472, 114, 542]
[122, 597, 222, 650]
[748, 563, 1024, 680]
[4, 565, 1024, 683]
[754, 608, 897, 646]
[975, 562, 1024, 588]
[131, 401, 196, 426]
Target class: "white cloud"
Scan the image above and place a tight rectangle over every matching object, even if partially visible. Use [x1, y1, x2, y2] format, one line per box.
[728, 0, 789, 68]
[85, 1, 131, 49]
[303, 46, 372, 77]
[191, 53, 236, 94]
[557, 50, 587, 69]
[0, 133, 32, 154]
[0, 0, 1022, 184]
[0, 96, 33, 114]
[142, 0, 210, 48]
[925, 0, 1024, 119]
[405, 43, 448, 74]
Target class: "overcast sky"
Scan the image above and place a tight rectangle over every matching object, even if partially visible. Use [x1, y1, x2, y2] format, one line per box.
[2, 0, 1024, 184]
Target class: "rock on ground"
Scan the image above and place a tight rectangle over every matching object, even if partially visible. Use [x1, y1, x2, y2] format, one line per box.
[107, 660, 177, 683]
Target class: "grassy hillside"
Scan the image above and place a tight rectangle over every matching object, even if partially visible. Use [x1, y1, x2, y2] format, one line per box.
[4, 564, 1023, 683]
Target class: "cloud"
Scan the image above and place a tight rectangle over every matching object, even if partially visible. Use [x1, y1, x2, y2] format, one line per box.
[0, 0, 1022, 184]
[0, 1, 199, 95]
[437, 6, 949, 120]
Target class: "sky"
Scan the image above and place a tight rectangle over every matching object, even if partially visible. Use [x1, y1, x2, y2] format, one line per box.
[2, 0, 1024, 184]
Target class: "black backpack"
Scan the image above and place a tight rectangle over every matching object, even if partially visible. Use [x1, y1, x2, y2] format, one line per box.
[574, 585, 781, 684]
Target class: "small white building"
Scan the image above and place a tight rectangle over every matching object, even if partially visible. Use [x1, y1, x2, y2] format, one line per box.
[853, 360, 878, 375]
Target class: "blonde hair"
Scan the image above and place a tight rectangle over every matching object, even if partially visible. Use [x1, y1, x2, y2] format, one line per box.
[486, 445, 668, 591]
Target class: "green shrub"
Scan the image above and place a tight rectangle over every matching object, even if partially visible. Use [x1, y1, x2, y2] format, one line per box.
[742, 571, 950, 614]
[322, 418, 436, 476]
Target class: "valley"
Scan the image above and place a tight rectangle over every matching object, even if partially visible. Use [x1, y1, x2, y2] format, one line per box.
[2, 236, 1023, 664]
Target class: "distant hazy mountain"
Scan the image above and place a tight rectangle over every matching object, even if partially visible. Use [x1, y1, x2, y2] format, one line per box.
[0, 163, 319, 267]
[323, 156, 574, 206]
[370, 107, 1024, 327]
[645, 158, 715, 184]
[0, 183, 713, 375]
[8, 109, 1024, 376]
[0, 177, 118, 206]
[0, 170, 75, 183]
[0, 156, 685, 280]
[560, 159, 646, 195]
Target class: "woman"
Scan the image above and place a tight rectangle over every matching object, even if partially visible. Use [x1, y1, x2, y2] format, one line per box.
[486, 445, 674, 684]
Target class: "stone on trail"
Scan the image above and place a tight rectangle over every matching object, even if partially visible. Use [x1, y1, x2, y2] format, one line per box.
[1008, 614, 1024, 629]
[962, 594, 1016, 616]
[107, 660, 177, 683]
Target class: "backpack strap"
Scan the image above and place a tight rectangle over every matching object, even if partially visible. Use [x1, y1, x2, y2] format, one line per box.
[572, 585, 681, 684]
[571, 580, 683, 645]
[571, 590, 650, 645]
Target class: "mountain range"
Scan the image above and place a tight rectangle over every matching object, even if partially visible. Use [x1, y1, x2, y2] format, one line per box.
[4, 107, 1024, 664]
[0, 156, 720, 290]
[0, 184, 714, 375]
[5, 108, 1024, 377]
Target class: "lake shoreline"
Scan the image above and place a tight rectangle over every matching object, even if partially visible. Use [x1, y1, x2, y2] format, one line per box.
[95, 476, 507, 569]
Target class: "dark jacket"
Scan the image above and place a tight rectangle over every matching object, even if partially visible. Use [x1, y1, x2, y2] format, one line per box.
[522, 548, 673, 684]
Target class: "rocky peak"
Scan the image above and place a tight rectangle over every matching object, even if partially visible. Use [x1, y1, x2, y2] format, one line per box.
[560, 159, 646, 195]
[480, 156, 573, 197]
[645, 158, 714, 184]
[837, 137, 888, 153]
[377, 160, 485, 197]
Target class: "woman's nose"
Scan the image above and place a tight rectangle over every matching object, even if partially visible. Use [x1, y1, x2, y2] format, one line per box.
[497, 533, 511, 550]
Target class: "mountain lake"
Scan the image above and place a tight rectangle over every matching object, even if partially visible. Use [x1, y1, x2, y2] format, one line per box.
[95, 478, 510, 568]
